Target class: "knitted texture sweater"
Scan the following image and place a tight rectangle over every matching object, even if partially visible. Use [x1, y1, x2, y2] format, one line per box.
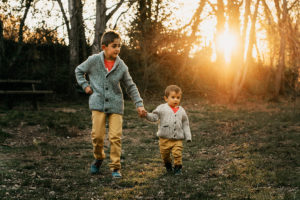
[146, 103, 192, 141]
[75, 51, 143, 115]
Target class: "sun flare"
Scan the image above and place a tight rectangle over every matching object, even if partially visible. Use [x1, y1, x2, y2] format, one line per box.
[216, 31, 237, 63]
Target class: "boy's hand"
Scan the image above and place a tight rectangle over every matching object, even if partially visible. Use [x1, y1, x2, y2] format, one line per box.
[85, 86, 93, 95]
[137, 107, 147, 118]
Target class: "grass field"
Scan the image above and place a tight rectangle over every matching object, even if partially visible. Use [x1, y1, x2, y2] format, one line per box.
[0, 97, 299, 199]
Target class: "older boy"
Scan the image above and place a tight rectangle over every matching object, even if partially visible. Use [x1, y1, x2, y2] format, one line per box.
[75, 30, 146, 178]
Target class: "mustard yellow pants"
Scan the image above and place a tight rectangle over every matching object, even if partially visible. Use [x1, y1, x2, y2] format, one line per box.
[159, 138, 183, 166]
[91, 111, 123, 171]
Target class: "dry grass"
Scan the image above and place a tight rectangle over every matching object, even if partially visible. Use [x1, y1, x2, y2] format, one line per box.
[0, 97, 299, 199]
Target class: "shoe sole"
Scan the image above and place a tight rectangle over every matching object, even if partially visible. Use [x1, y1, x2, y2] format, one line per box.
[112, 172, 122, 178]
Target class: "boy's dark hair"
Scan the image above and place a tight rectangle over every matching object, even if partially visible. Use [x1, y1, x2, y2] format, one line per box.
[165, 85, 182, 97]
[101, 30, 121, 46]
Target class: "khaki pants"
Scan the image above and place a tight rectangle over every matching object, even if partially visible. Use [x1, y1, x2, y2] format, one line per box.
[91, 111, 123, 171]
[159, 138, 183, 166]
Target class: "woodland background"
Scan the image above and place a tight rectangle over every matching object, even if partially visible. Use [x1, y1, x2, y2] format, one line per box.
[1, 1, 300, 199]
[0, 0, 299, 102]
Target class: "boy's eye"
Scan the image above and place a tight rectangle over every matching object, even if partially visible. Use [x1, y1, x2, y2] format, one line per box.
[112, 44, 121, 48]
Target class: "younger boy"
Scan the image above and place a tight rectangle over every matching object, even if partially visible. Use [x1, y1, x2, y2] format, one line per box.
[75, 30, 146, 178]
[144, 85, 191, 175]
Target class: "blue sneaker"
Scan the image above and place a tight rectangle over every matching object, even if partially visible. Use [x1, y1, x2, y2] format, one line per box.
[90, 159, 102, 174]
[112, 169, 122, 178]
[174, 165, 182, 176]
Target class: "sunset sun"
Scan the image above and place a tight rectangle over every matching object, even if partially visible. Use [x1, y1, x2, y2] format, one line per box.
[216, 31, 237, 63]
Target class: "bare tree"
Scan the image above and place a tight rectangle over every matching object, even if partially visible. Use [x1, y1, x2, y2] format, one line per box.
[227, 0, 243, 66]
[208, 0, 226, 64]
[67, 0, 89, 95]
[179, 0, 207, 87]
[231, 0, 260, 102]
[8, 0, 33, 68]
[57, 0, 70, 39]
[92, 0, 130, 54]
[207, 0, 227, 91]
[68, 0, 80, 72]
[273, 0, 288, 99]
[261, 0, 299, 98]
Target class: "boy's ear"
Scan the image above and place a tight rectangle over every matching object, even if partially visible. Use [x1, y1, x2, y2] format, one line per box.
[164, 96, 168, 102]
[101, 45, 106, 50]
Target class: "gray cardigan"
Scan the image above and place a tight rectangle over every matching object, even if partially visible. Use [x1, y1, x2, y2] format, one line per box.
[75, 51, 143, 115]
[146, 103, 192, 141]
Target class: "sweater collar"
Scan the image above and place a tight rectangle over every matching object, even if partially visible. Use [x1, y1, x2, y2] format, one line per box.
[99, 51, 120, 75]
[164, 103, 181, 113]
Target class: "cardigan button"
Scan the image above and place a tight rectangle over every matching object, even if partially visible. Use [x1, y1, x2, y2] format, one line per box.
[105, 109, 108, 112]
[105, 98, 108, 102]
[106, 87, 108, 90]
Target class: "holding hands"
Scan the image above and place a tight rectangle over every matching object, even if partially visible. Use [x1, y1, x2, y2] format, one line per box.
[137, 107, 147, 118]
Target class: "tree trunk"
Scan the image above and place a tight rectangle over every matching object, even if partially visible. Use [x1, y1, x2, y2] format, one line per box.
[215, 0, 226, 64]
[8, 0, 33, 68]
[242, 0, 251, 53]
[230, 0, 251, 102]
[77, 0, 87, 61]
[68, 0, 80, 68]
[227, 0, 243, 90]
[92, 0, 106, 54]
[261, 0, 276, 68]
[274, 0, 288, 98]
[60, 0, 86, 69]
[231, 0, 260, 102]
[177, 0, 206, 88]
[92, 0, 125, 54]
[246, 0, 260, 62]
[57, 0, 71, 42]
[212, 0, 226, 92]
[68, 0, 81, 95]
[139, 0, 149, 96]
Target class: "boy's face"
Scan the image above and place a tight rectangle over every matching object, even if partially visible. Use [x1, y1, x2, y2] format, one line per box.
[102, 38, 121, 60]
[164, 91, 181, 108]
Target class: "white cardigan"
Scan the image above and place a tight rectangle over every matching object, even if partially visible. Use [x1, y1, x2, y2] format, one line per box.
[146, 103, 192, 141]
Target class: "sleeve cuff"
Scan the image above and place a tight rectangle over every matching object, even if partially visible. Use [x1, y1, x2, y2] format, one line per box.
[82, 82, 89, 90]
[135, 101, 144, 108]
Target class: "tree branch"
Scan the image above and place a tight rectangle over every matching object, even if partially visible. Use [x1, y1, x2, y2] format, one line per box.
[180, 0, 207, 31]
[107, 0, 137, 9]
[106, 0, 126, 22]
[56, 0, 71, 38]
[18, 0, 33, 43]
[288, 0, 299, 11]
[207, 0, 217, 13]
[113, 0, 136, 29]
